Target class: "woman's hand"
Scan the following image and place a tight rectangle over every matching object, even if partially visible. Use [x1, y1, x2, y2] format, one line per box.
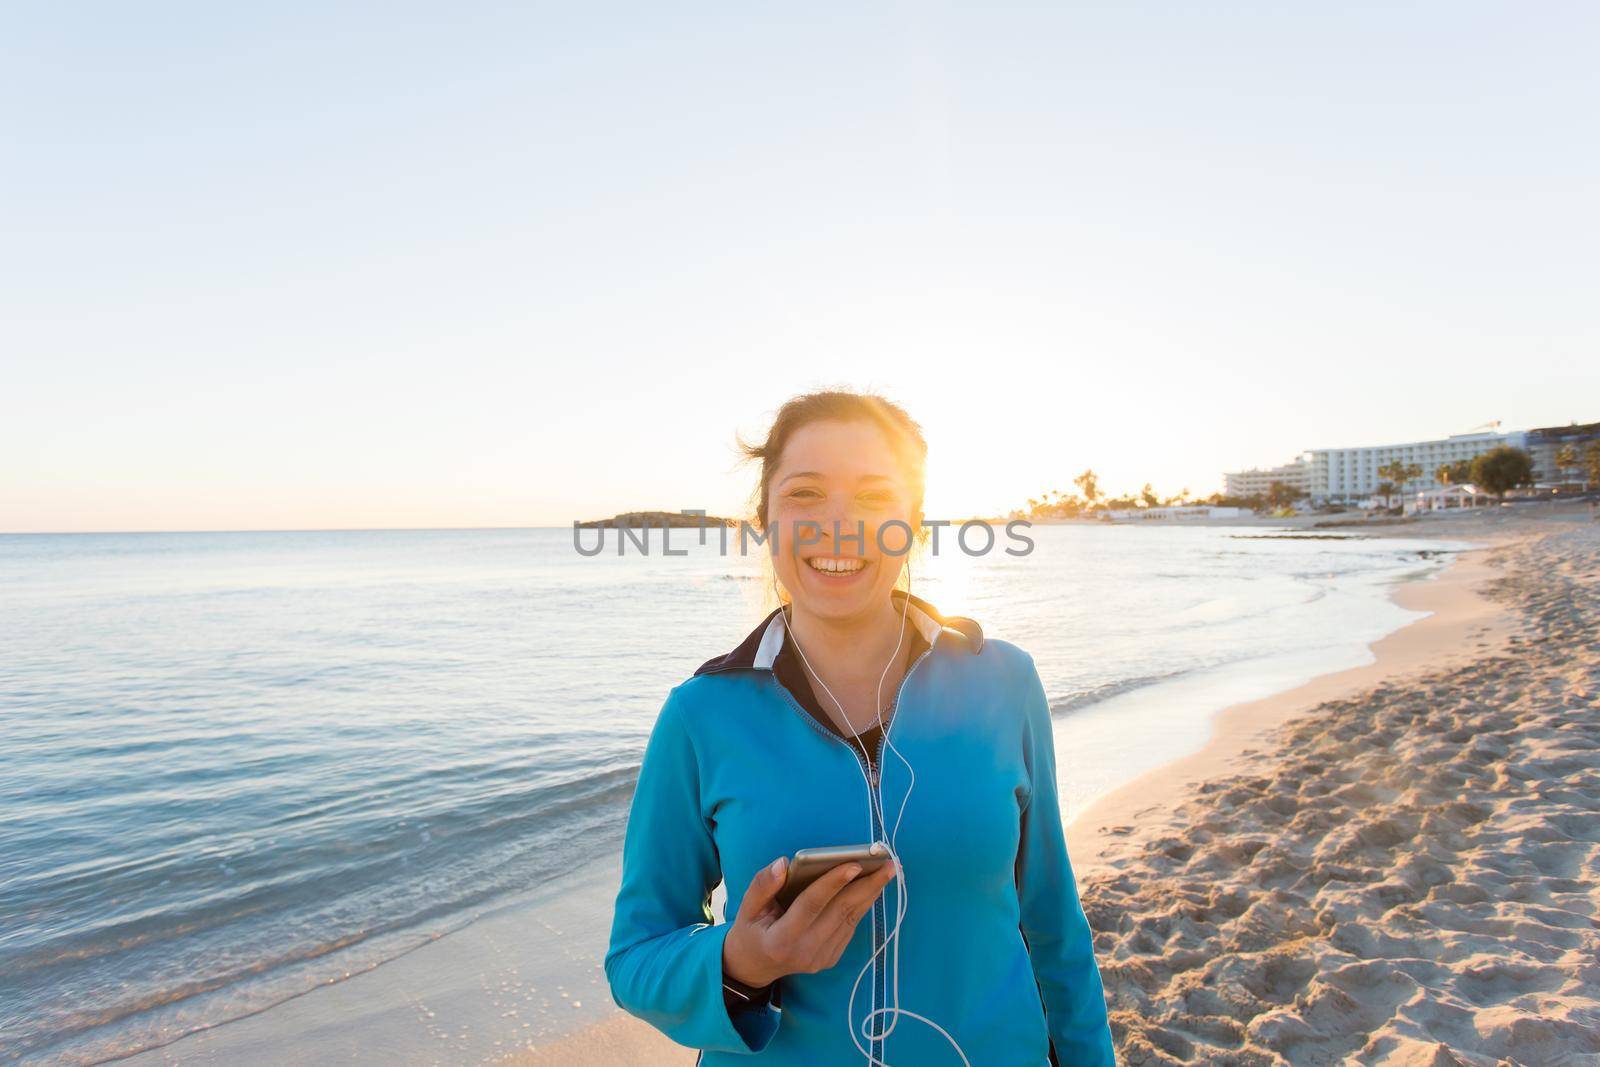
[722, 855, 898, 988]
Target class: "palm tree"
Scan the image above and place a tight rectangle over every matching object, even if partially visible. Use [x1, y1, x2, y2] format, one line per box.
[1377, 461, 1423, 510]
[1555, 445, 1580, 489]
[1073, 469, 1100, 508]
[1376, 463, 1401, 507]
[1584, 441, 1600, 492]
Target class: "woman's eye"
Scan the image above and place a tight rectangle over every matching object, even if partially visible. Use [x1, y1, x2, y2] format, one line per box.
[788, 488, 822, 500]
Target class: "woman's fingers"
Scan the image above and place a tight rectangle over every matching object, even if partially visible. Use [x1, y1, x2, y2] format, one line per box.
[814, 865, 896, 966]
[779, 862, 896, 972]
[735, 856, 788, 925]
[817, 908, 861, 968]
[736, 858, 897, 979]
[772, 861, 863, 938]
[813, 861, 896, 948]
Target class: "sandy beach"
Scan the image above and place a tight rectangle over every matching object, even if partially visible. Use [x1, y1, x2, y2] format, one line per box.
[1081, 510, 1600, 1065]
[506, 504, 1600, 1065]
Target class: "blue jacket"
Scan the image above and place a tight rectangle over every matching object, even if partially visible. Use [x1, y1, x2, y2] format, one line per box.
[605, 592, 1116, 1065]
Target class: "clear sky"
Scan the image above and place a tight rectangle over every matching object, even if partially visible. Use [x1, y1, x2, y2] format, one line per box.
[4, 3, 1597, 532]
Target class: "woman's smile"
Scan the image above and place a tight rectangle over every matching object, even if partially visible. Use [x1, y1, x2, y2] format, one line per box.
[801, 554, 871, 582]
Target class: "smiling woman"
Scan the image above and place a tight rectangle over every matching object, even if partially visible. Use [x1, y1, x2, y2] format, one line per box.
[750, 398, 926, 636]
[604, 389, 1115, 1066]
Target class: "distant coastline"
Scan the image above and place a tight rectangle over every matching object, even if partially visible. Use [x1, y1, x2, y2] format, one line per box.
[574, 511, 738, 529]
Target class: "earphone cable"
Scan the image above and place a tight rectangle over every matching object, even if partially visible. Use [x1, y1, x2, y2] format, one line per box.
[774, 573, 970, 1067]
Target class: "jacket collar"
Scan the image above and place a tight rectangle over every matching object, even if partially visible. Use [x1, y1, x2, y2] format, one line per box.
[693, 590, 984, 677]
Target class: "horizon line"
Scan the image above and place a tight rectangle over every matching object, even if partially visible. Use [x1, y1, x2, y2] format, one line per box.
[0, 516, 1017, 537]
[0, 524, 575, 536]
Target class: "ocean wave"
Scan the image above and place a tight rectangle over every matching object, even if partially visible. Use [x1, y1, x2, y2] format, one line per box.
[1050, 670, 1191, 716]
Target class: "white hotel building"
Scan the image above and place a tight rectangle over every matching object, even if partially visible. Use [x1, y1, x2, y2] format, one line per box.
[1223, 459, 1311, 498]
[1306, 429, 1527, 503]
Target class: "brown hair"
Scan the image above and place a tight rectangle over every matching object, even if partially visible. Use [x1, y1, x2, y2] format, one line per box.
[738, 389, 928, 531]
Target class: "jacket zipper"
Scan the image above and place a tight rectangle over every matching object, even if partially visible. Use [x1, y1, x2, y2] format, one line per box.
[768, 636, 938, 1063]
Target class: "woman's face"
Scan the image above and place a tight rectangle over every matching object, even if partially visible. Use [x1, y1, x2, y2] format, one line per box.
[765, 418, 919, 624]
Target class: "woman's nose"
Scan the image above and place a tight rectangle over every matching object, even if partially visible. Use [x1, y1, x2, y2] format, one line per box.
[820, 496, 867, 546]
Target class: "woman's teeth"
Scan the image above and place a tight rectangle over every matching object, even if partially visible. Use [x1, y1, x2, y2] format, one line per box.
[806, 556, 866, 574]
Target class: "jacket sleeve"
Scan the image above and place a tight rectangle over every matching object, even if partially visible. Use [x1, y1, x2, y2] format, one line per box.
[1015, 654, 1117, 1065]
[604, 687, 781, 1053]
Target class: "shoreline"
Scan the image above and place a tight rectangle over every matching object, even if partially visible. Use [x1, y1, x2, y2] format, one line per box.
[1063, 528, 1521, 879]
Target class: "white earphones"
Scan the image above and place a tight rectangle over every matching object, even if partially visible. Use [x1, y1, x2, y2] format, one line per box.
[776, 582, 971, 1067]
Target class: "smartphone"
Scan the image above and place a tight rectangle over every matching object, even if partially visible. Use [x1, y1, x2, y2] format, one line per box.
[775, 842, 892, 910]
